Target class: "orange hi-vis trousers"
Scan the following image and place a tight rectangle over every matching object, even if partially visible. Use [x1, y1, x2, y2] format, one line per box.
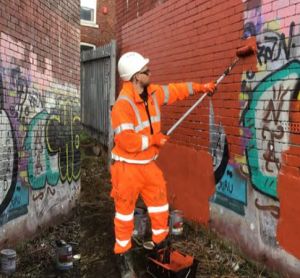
[110, 160, 169, 254]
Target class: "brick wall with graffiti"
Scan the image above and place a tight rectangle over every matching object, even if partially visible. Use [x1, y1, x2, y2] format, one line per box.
[0, 1, 81, 244]
[116, 0, 300, 275]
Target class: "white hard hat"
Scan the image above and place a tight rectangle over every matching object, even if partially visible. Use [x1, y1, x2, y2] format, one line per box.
[118, 52, 149, 81]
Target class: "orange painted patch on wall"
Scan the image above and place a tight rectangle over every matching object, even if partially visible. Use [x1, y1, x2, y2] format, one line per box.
[277, 173, 300, 259]
[157, 143, 215, 224]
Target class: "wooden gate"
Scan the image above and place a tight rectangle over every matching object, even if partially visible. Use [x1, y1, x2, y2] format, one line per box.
[81, 40, 116, 154]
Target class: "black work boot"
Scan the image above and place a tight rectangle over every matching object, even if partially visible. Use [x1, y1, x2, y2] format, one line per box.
[115, 251, 137, 278]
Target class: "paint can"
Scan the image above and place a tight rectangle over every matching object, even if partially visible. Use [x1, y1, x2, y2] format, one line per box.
[0, 249, 16, 275]
[133, 207, 148, 237]
[55, 240, 73, 271]
[169, 210, 184, 236]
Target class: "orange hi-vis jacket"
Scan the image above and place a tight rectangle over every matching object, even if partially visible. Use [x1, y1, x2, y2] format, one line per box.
[111, 81, 204, 163]
[111, 81, 208, 254]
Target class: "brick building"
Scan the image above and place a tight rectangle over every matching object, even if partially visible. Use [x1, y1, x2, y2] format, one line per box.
[116, 0, 300, 276]
[80, 0, 116, 51]
[0, 0, 81, 244]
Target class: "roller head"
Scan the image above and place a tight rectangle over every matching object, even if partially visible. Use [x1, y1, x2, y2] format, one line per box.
[236, 36, 257, 58]
[236, 45, 256, 57]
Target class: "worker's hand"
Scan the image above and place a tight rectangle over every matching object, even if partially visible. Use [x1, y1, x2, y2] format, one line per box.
[193, 82, 216, 96]
[203, 82, 216, 96]
[151, 133, 169, 147]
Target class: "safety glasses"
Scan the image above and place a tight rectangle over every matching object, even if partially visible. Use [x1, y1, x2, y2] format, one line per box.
[139, 69, 150, 76]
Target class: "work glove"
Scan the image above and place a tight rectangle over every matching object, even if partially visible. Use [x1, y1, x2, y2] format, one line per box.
[193, 82, 216, 96]
[204, 82, 216, 96]
[150, 133, 169, 147]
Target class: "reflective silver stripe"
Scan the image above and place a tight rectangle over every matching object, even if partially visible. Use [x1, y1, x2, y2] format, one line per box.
[141, 135, 149, 151]
[118, 95, 142, 126]
[152, 228, 169, 235]
[150, 116, 160, 123]
[162, 85, 170, 105]
[115, 212, 134, 222]
[136, 122, 148, 132]
[117, 93, 161, 134]
[152, 93, 161, 119]
[116, 238, 130, 247]
[187, 82, 194, 96]
[112, 152, 158, 164]
[114, 123, 135, 135]
[137, 116, 160, 132]
[148, 204, 169, 213]
[139, 121, 150, 132]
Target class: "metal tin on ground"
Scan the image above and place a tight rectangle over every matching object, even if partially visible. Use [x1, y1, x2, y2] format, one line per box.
[170, 210, 184, 235]
[133, 207, 148, 237]
[0, 249, 16, 275]
[56, 244, 73, 270]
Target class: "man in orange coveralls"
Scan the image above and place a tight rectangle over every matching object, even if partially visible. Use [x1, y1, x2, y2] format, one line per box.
[111, 52, 215, 278]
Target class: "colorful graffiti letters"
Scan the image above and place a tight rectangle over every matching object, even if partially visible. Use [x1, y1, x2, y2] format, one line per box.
[244, 60, 300, 198]
[25, 111, 60, 190]
[46, 102, 80, 184]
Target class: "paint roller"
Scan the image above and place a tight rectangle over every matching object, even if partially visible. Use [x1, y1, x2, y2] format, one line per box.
[166, 37, 257, 136]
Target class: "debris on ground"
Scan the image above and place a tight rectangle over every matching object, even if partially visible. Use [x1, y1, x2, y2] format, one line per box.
[10, 135, 280, 278]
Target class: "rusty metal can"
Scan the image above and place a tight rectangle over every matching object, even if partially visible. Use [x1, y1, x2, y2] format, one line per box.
[0, 249, 16, 275]
[56, 241, 73, 271]
[169, 210, 184, 236]
[133, 207, 148, 237]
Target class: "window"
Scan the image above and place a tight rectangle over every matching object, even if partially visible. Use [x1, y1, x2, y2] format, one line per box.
[80, 0, 98, 27]
[80, 43, 96, 53]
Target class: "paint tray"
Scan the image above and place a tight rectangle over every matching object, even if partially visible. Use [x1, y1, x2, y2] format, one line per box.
[147, 248, 198, 278]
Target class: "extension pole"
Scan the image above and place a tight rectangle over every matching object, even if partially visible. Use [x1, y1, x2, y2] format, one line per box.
[166, 57, 240, 136]
[166, 38, 257, 136]
[166, 92, 207, 136]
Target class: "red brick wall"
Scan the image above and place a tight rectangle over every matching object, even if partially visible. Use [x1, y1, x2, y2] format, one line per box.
[0, 0, 81, 246]
[116, 0, 244, 149]
[0, 0, 80, 85]
[116, 0, 168, 32]
[81, 0, 116, 47]
[116, 0, 300, 276]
